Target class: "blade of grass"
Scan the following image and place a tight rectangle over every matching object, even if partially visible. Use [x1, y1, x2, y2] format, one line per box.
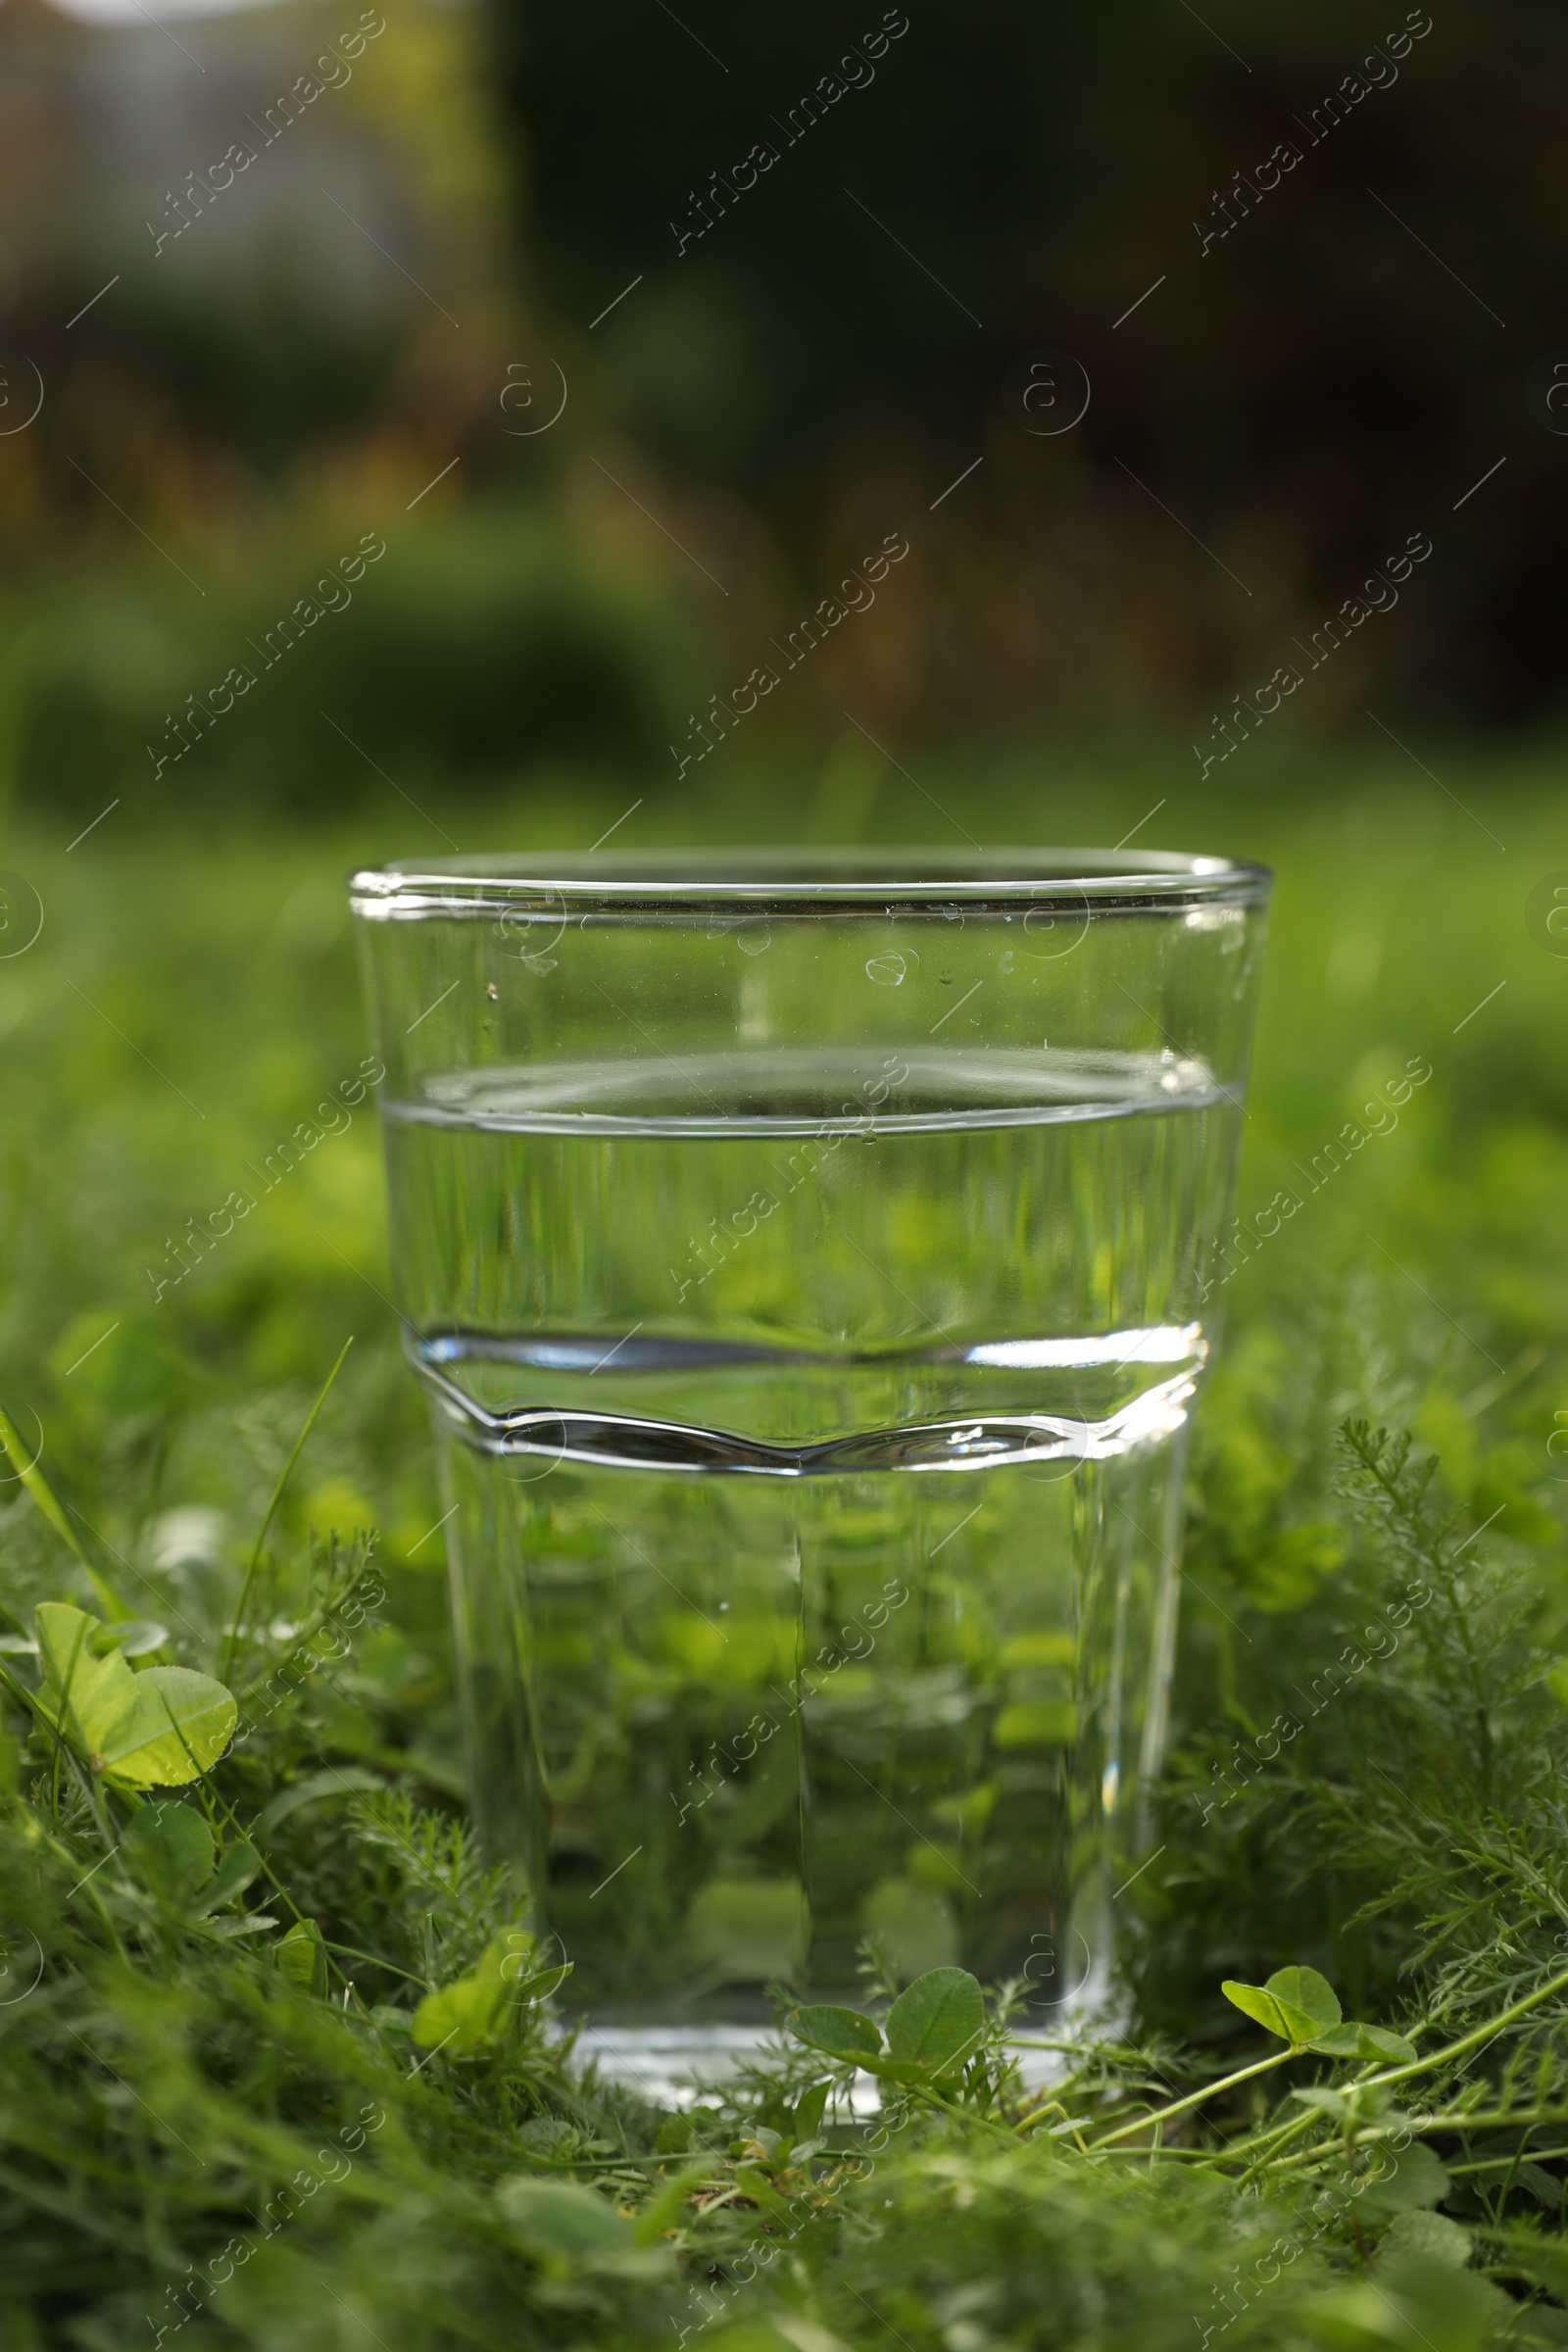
[0, 1399, 132, 1620]
[222, 1337, 354, 1681]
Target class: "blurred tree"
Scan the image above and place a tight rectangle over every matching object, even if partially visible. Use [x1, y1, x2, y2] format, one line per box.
[494, 0, 1568, 728]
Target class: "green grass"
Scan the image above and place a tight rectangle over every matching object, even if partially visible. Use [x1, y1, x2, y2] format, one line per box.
[2, 751, 1568, 2348]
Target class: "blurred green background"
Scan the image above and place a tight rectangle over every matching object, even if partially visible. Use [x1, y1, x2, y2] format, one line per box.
[4, 0, 1568, 818]
[0, 0, 1564, 1778]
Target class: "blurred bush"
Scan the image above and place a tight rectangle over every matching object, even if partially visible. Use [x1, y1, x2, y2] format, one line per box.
[4, 0, 1567, 813]
[6, 504, 701, 813]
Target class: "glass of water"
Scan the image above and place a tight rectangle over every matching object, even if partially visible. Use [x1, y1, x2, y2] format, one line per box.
[349, 850, 1270, 2075]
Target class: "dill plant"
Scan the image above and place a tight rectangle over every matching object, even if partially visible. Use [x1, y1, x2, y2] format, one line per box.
[4, 1324, 1568, 2352]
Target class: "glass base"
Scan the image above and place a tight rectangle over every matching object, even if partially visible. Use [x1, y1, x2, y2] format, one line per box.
[570, 2003, 1107, 2111]
[572, 2023, 808, 2110]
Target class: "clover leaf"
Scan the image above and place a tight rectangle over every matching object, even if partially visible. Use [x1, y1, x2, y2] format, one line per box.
[412, 1930, 572, 2053]
[189, 1837, 264, 1922]
[786, 2003, 883, 2065]
[788, 1971, 988, 2082]
[275, 1917, 330, 1994]
[497, 2177, 633, 2261]
[1353, 2023, 1419, 2063]
[1221, 1964, 1342, 2047]
[1222, 1966, 1420, 2065]
[122, 1802, 216, 1903]
[1310, 2020, 1420, 2064]
[1358, 2142, 1451, 2216]
[884, 1968, 986, 2076]
[32, 1603, 235, 1790]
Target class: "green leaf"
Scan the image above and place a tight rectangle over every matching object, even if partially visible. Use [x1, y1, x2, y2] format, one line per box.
[785, 2004, 882, 2064]
[1319, 2263, 1503, 2352]
[1355, 2022, 1419, 2064]
[514, 1962, 571, 2000]
[1290, 2085, 1351, 2121]
[1264, 1965, 1342, 2032]
[122, 1802, 216, 1903]
[1221, 1964, 1341, 2046]
[32, 1604, 235, 1789]
[1221, 1980, 1320, 2045]
[250, 1766, 384, 1841]
[884, 1968, 986, 2074]
[496, 2177, 631, 2260]
[1359, 2141, 1451, 2215]
[1298, 2013, 1416, 2061]
[1379, 2212, 1472, 2269]
[93, 1668, 237, 1788]
[95, 1620, 171, 1658]
[189, 1838, 263, 1919]
[411, 1929, 565, 2053]
[35, 1604, 128, 1741]
[274, 1917, 329, 1995]
[792, 2080, 830, 2143]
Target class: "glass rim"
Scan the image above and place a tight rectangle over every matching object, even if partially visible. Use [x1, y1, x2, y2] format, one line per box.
[348, 846, 1272, 916]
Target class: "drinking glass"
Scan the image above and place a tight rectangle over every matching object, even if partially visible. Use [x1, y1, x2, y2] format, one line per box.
[349, 849, 1270, 2079]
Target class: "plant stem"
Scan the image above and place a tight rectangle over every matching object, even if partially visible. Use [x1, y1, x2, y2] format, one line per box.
[1261, 2109, 1568, 2183]
[1448, 2146, 1568, 2176]
[1352, 1966, 1568, 2098]
[1087, 2048, 1298, 2151]
[1205, 1967, 1568, 2182]
[907, 2082, 1018, 2148]
[1012, 2097, 1092, 2149]
[1017, 2092, 1145, 2139]
[1397, 2108, 1568, 2139]
[1230, 2106, 1319, 2183]
[321, 1938, 431, 1991]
